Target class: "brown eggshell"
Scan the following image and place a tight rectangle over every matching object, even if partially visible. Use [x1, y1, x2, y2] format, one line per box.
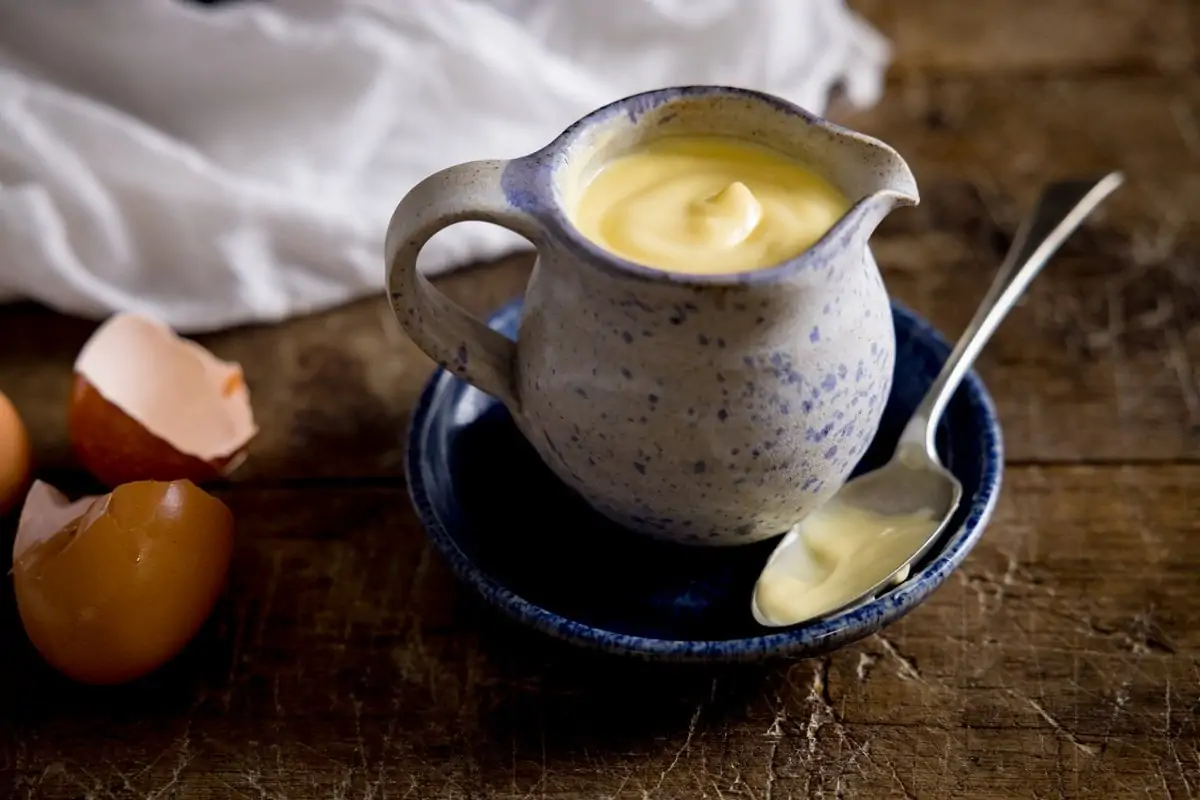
[68, 375, 234, 487]
[68, 313, 257, 487]
[0, 389, 32, 515]
[13, 481, 100, 563]
[12, 479, 235, 685]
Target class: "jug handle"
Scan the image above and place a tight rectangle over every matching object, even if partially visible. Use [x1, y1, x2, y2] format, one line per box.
[385, 159, 541, 414]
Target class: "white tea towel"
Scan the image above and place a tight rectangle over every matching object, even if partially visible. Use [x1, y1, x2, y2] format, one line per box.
[0, 0, 890, 333]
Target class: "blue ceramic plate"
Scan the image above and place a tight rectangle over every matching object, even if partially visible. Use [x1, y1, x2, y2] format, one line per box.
[406, 297, 1003, 663]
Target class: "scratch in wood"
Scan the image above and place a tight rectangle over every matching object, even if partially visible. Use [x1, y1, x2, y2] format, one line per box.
[855, 651, 879, 683]
[1009, 690, 1099, 756]
[645, 694, 705, 798]
[104, 759, 138, 795]
[888, 762, 918, 800]
[1161, 770, 1180, 800]
[331, 767, 352, 800]
[1085, 608, 1176, 656]
[71, 760, 121, 800]
[217, 775, 259, 800]
[763, 738, 779, 800]
[349, 694, 372, 797]
[1163, 325, 1200, 429]
[606, 772, 632, 800]
[958, 570, 996, 612]
[1130, 208, 1186, 267]
[831, 737, 873, 800]
[1163, 677, 1198, 800]
[17, 763, 61, 800]
[966, 547, 1056, 612]
[727, 762, 761, 800]
[1169, 741, 1196, 800]
[1131, 291, 1175, 333]
[1166, 676, 1174, 736]
[704, 772, 728, 800]
[936, 729, 961, 800]
[805, 657, 835, 755]
[538, 726, 548, 800]
[876, 635, 925, 684]
[764, 698, 785, 739]
[518, 762, 545, 799]
[145, 718, 195, 800]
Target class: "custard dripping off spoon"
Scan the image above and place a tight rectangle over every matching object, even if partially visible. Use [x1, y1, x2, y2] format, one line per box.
[751, 172, 1125, 628]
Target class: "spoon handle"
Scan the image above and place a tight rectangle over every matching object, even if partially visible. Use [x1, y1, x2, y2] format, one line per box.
[900, 172, 1126, 459]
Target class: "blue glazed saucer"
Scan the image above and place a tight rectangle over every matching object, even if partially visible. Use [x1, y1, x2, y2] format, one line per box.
[406, 297, 1003, 663]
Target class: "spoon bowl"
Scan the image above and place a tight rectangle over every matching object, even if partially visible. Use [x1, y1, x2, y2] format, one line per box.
[753, 171, 1126, 629]
[751, 441, 962, 627]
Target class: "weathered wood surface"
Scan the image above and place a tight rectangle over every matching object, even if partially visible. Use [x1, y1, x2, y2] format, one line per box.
[1, 1, 1198, 797]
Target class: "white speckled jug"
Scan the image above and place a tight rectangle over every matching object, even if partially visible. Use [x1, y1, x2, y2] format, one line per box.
[386, 86, 918, 546]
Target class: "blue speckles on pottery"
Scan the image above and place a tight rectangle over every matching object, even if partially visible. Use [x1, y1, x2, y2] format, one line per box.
[405, 297, 1004, 663]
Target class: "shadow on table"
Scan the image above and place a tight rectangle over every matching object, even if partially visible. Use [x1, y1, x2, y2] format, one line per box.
[0, 477, 784, 770]
[464, 603, 790, 757]
[0, 576, 783, 771]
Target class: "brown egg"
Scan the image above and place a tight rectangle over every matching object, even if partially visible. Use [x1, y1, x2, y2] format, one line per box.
[0, 389, 32, 515]
[12, 479, 234, 685]
[68, 313, 258, 487]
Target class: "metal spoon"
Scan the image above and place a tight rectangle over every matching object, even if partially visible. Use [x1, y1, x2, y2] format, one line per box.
[751, 172, 1125, 628]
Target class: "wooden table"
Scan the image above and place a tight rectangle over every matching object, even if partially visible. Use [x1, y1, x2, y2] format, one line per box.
[2, 2, 1198, 797]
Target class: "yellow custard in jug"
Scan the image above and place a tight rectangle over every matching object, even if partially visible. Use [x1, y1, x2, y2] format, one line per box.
[571, 135, 849, 274]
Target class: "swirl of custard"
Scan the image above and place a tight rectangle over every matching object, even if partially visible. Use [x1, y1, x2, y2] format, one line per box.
[572, 136, 849, 275]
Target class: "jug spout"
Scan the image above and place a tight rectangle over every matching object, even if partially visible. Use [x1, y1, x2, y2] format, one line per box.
[867, 140, 920, 208]
[830, 129, 920, 235]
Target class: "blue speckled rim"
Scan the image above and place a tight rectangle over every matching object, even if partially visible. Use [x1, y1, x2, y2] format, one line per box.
[405, 298, 1004, 663]
[499, 85, 918, 289]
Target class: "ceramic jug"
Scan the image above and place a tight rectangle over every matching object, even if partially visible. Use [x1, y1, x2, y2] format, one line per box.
[386, 86, 918, 546]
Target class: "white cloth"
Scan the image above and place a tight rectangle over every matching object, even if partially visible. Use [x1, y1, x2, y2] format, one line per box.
[0, 0, 890, 333]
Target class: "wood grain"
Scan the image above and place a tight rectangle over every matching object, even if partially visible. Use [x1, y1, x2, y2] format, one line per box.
[852, 0, 1196, 76]
[1, 467, 1196, 799]
[843, 73, 1200, 463]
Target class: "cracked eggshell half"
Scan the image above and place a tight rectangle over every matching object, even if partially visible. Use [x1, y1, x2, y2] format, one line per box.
[12, 479, 235, 685]
[68, 313, 258, 487]
[13, 481, 100, 563]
